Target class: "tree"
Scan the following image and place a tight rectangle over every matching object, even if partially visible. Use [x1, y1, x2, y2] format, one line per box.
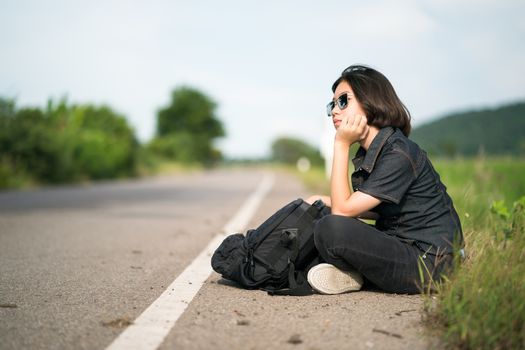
[152, 86, 225, 164]
[1, 105, 69, 182]
[67, 104, 139, 179]
[0, 97, 139, 187]
[410, 101, 525, 156]
[271, 137, 324, 166]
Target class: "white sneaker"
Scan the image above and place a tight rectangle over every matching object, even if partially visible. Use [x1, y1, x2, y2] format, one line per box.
[307, 263, 363, 294]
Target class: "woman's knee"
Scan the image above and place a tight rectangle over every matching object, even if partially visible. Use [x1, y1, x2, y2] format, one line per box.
[314, 215, 361, 250]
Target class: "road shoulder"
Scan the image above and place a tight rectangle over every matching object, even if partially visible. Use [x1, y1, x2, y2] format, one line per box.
[159, 171, 438, 350]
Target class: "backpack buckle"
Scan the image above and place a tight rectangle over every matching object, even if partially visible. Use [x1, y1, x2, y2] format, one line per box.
[280, 228, 298, 247]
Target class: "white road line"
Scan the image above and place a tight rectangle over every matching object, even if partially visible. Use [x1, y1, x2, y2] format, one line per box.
[105, 173, 275, 350]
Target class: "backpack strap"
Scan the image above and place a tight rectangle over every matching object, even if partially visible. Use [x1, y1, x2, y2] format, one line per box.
[262, 201, 328, 296]
[265, 272, 314, 296]
[263, 228, 298, 268]
[265, 254, 323, 296]
[264, 233, 316, 296]
[292, 200, 326, 234]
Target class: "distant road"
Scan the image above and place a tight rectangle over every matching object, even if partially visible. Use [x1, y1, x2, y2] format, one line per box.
[0, 168, 435, 350]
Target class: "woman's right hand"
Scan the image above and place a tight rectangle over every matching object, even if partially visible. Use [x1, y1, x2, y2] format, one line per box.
[335, 114, 369, 146]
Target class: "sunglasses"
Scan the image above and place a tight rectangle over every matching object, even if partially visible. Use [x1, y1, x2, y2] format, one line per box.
[326, 92, 353, 117]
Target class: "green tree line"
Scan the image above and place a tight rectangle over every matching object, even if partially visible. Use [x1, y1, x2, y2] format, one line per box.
[411, 101, 525, 157]
[0, 98, 139, 187]
[271, 137, 324, 166]
[0, 86, 225, 189]
[147, 87, 225, 164]
[4, 88, 520, 189]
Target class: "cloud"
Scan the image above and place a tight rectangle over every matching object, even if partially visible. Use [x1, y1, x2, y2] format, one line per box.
[345, 2, 437, 40]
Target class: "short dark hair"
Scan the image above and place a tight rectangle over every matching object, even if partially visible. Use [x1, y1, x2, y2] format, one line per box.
[332, 65, 412, 136]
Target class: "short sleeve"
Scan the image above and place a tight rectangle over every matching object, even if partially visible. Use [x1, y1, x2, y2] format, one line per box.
[358, 149, 415, 204]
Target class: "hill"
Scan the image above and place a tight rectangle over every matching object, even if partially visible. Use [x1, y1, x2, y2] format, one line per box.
[410, 101, 525, 156]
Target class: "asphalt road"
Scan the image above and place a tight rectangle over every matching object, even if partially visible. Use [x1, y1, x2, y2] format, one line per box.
[0, 168, 438, 350]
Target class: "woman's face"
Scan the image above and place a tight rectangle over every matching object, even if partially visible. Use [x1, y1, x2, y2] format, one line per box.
[331, 81, 366, 129]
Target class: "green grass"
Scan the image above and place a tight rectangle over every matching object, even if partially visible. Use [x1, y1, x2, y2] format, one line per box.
[291, 157, 525, 349]
[426, 157, 525, 349]
[432, 157, 525, 231]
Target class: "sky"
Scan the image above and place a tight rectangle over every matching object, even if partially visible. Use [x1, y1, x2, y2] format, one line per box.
[1, 0, 524, 158]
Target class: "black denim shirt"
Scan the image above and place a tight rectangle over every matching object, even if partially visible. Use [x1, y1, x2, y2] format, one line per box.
[351, 127, 463, 255]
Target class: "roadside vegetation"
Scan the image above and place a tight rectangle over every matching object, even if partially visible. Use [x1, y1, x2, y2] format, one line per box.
[0, 86, 224, 189]
[411, 101, 525, 157]
[0, 98, 139, 188]
[424, 158, 525, 349]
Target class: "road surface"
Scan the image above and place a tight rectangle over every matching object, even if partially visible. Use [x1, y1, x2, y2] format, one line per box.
[0, 168, 437, 349]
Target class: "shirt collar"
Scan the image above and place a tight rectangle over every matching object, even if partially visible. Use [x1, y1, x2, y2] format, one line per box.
[352, 127, 395, 173]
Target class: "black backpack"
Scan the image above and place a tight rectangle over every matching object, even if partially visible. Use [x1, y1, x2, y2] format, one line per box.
[211, 198, 329, 295]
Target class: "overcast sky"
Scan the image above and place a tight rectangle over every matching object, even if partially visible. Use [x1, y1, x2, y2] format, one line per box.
[1, 0, 524, 158]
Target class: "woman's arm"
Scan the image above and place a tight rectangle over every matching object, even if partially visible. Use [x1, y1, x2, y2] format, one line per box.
[305, 195, 379, 220]
[330, 115, 381, 217]
[330, 141, 381, 216]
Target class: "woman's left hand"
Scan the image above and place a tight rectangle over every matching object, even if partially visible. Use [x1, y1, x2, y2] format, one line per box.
[335, 114, 369, 146]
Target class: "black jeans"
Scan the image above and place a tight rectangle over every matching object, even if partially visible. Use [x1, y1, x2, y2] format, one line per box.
[314, 215, 453, 294]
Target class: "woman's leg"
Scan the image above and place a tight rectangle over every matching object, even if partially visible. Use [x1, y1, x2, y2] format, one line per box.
[314, 215, 445, 294]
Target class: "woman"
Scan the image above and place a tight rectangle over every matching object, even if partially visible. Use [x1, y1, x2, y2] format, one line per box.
[306, 65, 464, 294]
